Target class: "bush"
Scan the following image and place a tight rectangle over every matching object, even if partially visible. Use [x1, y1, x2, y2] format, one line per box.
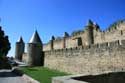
[0, 26, 11, 69]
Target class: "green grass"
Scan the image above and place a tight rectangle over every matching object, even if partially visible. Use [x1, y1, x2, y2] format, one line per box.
[20, 67, 70, 83]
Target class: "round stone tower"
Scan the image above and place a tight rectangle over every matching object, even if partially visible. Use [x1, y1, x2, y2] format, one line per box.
[27, 31, 43, 66]
[85, 19, 94, 45]
[15, 37, 24, 61]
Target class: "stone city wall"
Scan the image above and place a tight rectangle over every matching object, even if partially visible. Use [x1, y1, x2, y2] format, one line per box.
[22, 53, 28, 64]
[94, 22, 125, 44]
[43, 22, 125, 51]
[44, 40, 125, 74]
[43, 34, 83, 51]
[43, 42, 51, 51]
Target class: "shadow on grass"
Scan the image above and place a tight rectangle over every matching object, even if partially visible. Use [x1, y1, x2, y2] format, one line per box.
[73, 72, 125, 83]
[0, 70, 23, 77]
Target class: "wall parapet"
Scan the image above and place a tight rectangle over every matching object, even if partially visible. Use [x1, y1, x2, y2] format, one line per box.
[44, 39, 125, 74]
[44, 40, 125, 54]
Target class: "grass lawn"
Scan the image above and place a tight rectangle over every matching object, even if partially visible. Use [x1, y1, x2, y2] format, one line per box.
[20, 67, 70, 83]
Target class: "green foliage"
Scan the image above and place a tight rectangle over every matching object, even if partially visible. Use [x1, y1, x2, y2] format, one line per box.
[71, 30, 84, 36]
[20, 67, 70, 83]
[0, 26, 11, 57]
[0, 56, 11, 69]
[108, 19, 125, 30]
[55, 36, 62, 40]
[0, 26, 11, 69]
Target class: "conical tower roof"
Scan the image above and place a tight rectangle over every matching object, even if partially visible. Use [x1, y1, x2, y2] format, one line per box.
[86, 19, 93, 26]
[17, 36, 24, 43]
[64, 32, 69, 37]
[29, 30, 42, 44]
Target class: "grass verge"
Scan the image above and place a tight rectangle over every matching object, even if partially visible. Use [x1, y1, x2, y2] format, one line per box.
[20, 67, 70, 83]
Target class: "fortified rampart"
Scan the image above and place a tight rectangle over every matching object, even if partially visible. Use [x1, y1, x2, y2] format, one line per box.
[44, 40, 125, 74]
[15, 19, 125, 74]
[43, 20, 125, 51]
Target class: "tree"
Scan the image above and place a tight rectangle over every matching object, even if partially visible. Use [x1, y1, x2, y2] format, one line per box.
[108, 19, 125, 30]
[0, 26, 11, 60]
[71, 30, 84, 36]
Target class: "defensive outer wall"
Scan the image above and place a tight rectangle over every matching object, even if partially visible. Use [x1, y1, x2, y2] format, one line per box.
[43, 20, 125, 74]
[44, 40, 125, 74]
[19, 20, 125, 74]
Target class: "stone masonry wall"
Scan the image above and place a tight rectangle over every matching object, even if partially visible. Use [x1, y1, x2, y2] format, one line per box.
[43, 34, 86, 51]
[22, 53, 28, 64]
[43, 22, 125, 51]
[43, 43, 51, 51]
[43, 32, 87, 51]
[44, 40, 125, 74]
[53, 40, 63, 50]
[65, 37, 77, 48]
[94, 22, 125, 44]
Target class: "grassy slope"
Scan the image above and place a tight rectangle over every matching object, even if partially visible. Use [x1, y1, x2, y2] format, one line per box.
[20, 67, 70, 83]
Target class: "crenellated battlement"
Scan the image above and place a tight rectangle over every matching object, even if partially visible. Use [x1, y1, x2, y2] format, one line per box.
[17, 19, 125, 74]
[45, 40, 125, 54]
[44, 39, 125, 74]
[43, 20, 125, 51]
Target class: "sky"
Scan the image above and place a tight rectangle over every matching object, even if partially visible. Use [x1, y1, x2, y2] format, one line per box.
[0, 0, 125, 57]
